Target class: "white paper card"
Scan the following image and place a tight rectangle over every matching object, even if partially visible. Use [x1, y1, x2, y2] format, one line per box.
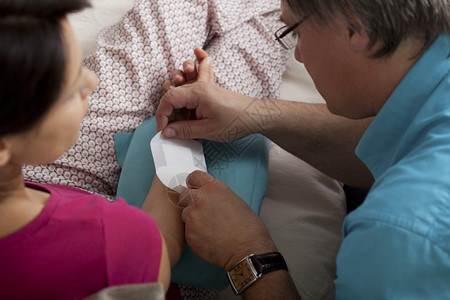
[150, 132, 207, 193]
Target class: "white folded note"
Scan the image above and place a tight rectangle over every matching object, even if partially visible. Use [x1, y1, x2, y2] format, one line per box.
[150, 132, 207, 193]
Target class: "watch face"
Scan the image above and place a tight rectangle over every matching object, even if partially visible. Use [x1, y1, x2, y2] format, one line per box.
[230, 259, 256, 291]
[228, 252, 288, 295]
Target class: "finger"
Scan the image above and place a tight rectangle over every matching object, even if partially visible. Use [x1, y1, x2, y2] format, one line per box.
[162, 80, 173, 93]
[194, 48, 209, 62]
[181, 206, 191, 224]
[186, 170, 216, 189]
[194, 48, 214, 83]
[177, 187, 202, 208]
[183, 59, 197, 83]
[177, 189, 191, 208]
[155, 87, 199, 132]
[172, 70, 185, 86]
[161, 118, 211, 139]
[172, 108, 196, 122]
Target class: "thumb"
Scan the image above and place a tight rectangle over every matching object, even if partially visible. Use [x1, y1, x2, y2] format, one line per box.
[194, 48, 214, 83]
[186, 170, 216, 188]
[161, 119, 212, 140]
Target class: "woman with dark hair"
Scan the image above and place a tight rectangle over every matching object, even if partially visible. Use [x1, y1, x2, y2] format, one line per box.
[0, 1, 184, 299]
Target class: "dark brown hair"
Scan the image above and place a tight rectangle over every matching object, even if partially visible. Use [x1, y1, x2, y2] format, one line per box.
[0, 0, 91, 137]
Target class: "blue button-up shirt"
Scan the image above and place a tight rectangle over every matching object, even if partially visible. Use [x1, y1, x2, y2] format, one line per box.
[335, 33, 450, 299]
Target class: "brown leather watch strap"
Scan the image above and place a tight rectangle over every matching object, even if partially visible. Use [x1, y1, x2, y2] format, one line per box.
[249, 252, 288, 275]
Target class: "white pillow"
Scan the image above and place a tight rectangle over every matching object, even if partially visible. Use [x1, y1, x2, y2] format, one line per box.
[265, 53, 345, 299]
[68, 0, 135, 56]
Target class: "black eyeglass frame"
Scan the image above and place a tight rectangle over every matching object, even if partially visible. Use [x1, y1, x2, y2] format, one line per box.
[274, 14, 310, 50]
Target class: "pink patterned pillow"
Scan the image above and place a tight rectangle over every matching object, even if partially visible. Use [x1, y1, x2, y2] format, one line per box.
[24, 0, 288, 199]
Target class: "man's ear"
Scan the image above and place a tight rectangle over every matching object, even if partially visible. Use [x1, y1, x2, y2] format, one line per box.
[345, 12, 371, 53]
[0, 139, 12, 167]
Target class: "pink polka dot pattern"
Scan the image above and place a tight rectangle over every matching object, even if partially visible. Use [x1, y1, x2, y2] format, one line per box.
[23, 0, 288, 200]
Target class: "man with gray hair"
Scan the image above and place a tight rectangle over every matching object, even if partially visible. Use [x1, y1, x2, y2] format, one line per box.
[156, 0, 450, 298]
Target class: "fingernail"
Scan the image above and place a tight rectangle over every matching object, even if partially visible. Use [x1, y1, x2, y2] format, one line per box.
[164, 127, 176, 138]
[204, 57, 211, 65]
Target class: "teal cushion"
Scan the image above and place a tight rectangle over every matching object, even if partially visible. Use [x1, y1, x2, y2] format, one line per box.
[114, 116, 269, 290]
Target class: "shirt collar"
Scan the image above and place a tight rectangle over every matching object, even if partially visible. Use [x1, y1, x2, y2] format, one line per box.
[356, 33, 450, 179]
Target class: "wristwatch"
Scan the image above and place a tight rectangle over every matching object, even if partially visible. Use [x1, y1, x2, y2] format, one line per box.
[226, 252, 288, 295]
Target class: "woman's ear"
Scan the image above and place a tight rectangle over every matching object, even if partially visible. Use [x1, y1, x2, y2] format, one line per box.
[0, 139, 12, 167]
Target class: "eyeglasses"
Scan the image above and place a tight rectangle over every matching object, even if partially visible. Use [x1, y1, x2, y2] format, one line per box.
[274, 15, 310, 50]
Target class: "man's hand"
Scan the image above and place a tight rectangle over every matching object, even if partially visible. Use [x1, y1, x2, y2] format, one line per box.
[177, 171, 277, 271]
[156, 49, 255, 142]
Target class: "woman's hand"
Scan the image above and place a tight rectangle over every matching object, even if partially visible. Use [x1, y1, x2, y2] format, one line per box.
[162, 48, 214, 93]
